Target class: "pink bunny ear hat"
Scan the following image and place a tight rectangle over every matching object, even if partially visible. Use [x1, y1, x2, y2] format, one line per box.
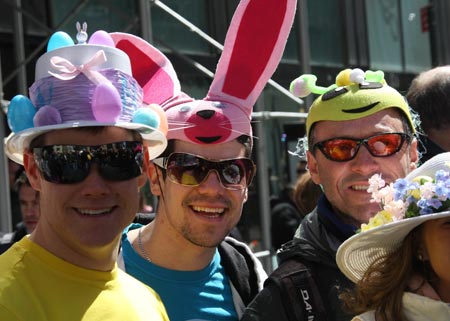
[165, 0, 297, 144]
[113, 0, 297, 146]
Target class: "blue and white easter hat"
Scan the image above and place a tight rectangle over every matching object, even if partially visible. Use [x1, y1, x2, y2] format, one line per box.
[5, 23, 167, 164]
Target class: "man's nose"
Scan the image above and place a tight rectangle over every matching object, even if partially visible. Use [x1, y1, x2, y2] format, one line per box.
[350, 145, 380, 173]
[197, 170, 224, 190]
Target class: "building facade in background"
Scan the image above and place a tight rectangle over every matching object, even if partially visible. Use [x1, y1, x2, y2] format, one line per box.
[1, 0, 448, 248]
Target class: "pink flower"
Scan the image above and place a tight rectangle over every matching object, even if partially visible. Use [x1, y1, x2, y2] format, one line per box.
[368, 174, 388, 203]
[368, 174, 385, 193]
[419, 182, 434, 200]
[384, 199, 406, 220]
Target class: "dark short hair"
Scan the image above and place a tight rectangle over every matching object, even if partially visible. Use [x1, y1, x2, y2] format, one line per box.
[161, 135, 253, 158]
[14, 168, 31, 191]
[29, 127, 142, 149]
[406, 69, 450, 132]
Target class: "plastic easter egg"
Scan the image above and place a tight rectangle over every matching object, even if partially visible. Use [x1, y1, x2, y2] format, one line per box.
[7, 95, 36, 132]
[92, 83, 122, 122]
[88, 30, 115, 47]
[47, 31, 74, 52]
[34, 105, 62, 126]
[133, 108, 160, 129]
[147, 104, 168, 135]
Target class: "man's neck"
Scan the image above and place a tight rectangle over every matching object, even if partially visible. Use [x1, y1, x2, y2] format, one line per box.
[317, 196, 358, 240]
[132, 220, 217, 271]
[29, 230, 119, 271]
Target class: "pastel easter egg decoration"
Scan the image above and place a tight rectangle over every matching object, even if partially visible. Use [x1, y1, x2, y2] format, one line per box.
[88, 30, 115, 47]
[47, 31, 74, 52]
[133, 107, 160, 130]
[7, 95, 36, 132]
[33, 105, 62, 126]
[91, 82, 122, 122]
[147, 104, 168, 135]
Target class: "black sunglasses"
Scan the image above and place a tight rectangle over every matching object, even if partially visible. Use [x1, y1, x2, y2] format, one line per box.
[153, 152, 256, 190]
[313, 132, 411, 162]
[33, 141, 144, 184]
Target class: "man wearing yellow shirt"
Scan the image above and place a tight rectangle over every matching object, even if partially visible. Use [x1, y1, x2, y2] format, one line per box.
[0, 23, 169, 321]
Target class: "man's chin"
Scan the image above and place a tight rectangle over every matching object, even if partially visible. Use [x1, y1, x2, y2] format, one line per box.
[25, 224, 37, 233]
[333, 207, 376, 228]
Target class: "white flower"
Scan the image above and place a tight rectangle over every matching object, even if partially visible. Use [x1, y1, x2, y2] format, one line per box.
[383, 199, 406, 220]
[368, 174, 385, 193]
[419, 182, 434, 200]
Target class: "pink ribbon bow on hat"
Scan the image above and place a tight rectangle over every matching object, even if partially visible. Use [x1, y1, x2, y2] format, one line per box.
[48, 50, 110, 85]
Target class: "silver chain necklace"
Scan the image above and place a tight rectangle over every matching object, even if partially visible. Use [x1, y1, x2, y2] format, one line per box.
[137, 228, 152, 262]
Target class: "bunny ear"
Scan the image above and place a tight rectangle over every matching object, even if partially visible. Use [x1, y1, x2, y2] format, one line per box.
[207, 0, 297, 108]
[110, 32, 181, 105]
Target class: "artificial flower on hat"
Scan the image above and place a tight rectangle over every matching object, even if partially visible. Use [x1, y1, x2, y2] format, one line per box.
[364, 167, 450, 232]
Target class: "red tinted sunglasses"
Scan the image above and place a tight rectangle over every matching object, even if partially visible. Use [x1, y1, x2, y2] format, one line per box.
[153, 152, 256, 190]
[313, 132, 411, 162]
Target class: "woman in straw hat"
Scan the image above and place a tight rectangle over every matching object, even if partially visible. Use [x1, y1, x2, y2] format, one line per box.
[336, 152, 450, 321]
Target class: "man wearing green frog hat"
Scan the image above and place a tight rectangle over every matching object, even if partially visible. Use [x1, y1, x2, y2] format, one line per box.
[241, 68, 420, 321]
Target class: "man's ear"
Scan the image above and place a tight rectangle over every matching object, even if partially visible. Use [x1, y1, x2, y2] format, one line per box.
[137, 147, 150, 188]
[23, 150, 42, 192]
[307, 150, 321, 186]
[409, 137, 419, 170]
[147, 162, 163, 196]
[243, 188, 248, 203]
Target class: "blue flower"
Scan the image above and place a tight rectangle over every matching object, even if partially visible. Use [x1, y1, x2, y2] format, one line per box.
[435, 181, 449, 198]
[364, 165, 450, 232]
[426, 198, 442, 210]
[435, 169, 450, 182]
[419, 206, 435, 215]
[393, 179, 408, 200]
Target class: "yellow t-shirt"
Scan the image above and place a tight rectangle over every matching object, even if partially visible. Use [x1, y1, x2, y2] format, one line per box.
[0, 237, 169, 321]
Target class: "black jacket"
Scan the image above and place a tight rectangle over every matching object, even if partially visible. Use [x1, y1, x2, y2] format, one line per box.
[0, 223, 28, 254]
[219, 236, 267, 317]
[241, 195, 354, 321]
[271, 200, 302, 250]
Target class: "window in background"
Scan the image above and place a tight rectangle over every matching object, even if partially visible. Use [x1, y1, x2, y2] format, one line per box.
[151, 0, 210, 55]
[401, 0, 432, 73]
[308, 0, 343, 67]
[366, 0, 431, 73]
[50, 0, 139, 35]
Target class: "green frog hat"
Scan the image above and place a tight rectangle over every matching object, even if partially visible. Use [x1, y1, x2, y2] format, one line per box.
[290, 68, 416, 138]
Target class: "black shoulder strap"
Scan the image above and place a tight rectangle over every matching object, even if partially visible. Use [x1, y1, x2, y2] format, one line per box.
[267, 258, 328, 321]
[133, 212, 155, 225]
[218, 238, 259, 306]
